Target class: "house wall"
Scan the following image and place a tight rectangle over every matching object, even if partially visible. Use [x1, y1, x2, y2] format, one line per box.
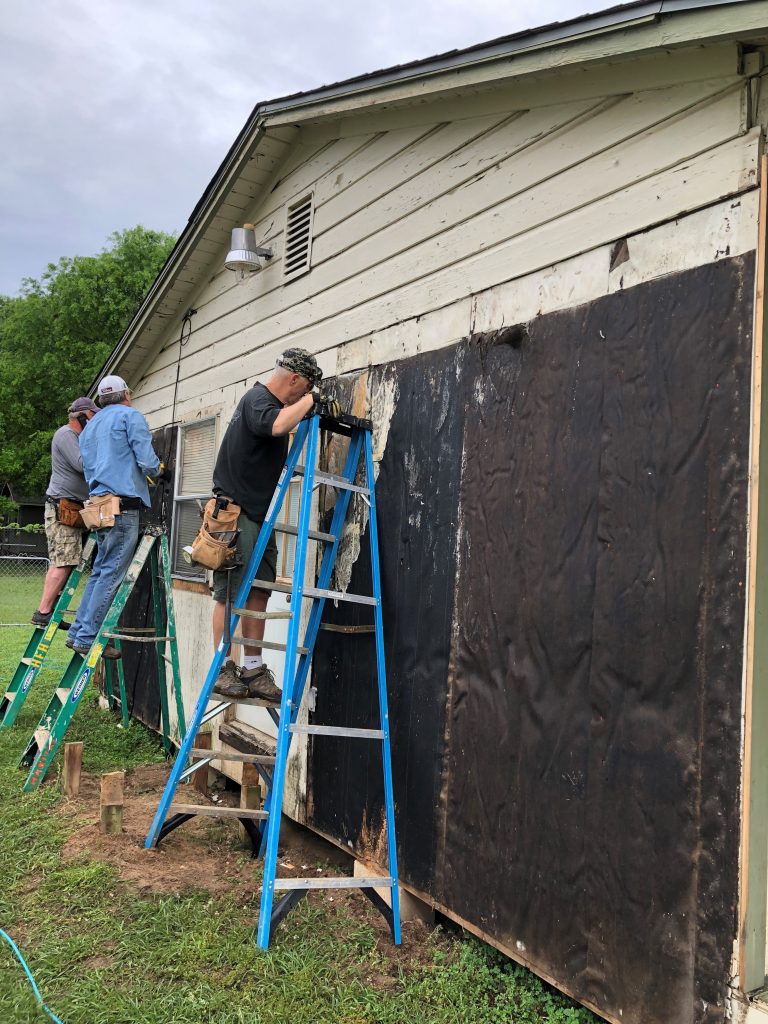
[127, 44, 766, 1024]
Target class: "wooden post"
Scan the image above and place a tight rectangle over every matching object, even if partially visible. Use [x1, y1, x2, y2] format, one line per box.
[100, 771, 125, 834]
[62, 742, 83, 797]
[192, 732, 212, 796]
[239, 763, 262, 845]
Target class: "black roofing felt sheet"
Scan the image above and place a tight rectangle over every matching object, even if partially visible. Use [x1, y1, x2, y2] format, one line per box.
[307, 253, 753, 1024]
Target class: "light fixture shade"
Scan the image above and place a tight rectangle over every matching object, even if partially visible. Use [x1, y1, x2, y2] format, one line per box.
[225, 224, 262, 275]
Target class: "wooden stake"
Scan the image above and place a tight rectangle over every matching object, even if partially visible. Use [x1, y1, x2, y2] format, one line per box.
[239, 763, 262, 845]
[100, 770, 125, 834]
[192, 731, 212, 797]
[62, 742, 83, 798]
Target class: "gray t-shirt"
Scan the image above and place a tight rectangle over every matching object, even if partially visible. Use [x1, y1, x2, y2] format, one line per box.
[46, 425, 88, 502]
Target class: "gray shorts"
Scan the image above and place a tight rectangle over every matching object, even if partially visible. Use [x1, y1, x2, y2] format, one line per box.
[44, 502, 84, 567]
[212, 513, 278, 603]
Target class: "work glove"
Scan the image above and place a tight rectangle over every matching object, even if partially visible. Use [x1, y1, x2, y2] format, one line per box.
[147, 462, 173, 486]
[310, 392, 342, 419]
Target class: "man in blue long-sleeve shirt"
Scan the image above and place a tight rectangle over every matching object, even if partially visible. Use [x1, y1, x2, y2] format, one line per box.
[66, 374, 161, 657]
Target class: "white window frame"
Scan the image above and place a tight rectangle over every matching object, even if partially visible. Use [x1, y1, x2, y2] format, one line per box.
[171, 416, 218, 581]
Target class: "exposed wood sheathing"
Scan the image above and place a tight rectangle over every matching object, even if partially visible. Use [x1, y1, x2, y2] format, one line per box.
[307, 256, 754, 1024]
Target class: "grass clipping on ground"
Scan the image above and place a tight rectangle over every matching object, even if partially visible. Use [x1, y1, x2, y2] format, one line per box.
[0, 625, 599, 1024]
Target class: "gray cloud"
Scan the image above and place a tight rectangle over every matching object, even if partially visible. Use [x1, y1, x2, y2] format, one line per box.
[0, 0, 606, 295]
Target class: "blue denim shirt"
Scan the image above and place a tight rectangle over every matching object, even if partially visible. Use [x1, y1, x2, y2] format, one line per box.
[79, 404, 160, 508]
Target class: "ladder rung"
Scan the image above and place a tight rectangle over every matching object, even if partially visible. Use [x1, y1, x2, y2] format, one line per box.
[289, 725, 384, 739]
[273, 876, 393, 890]
[320, 624, 375, 634]
[34, 728, 50, 749]
[229, 636, 308, 656]
[314, 472, 370, 496]
[55, 688, 70, 704]
[169, 803, 268, 821]
[161, 655, 174, 665]
[233, 608, 292, 620]
[102, 633, 175, 643]
[252, 579, 293, 594]
[201, 695, 283, 725]
[20, 658, 33, 666]
[274, 522, 336, 544]
[189, 748, 276, 765]
[305, 586, 377, 606]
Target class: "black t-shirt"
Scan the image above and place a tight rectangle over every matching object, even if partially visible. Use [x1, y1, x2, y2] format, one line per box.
[212, 383, 289, 520]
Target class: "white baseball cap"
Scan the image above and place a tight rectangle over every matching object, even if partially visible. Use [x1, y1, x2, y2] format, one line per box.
[98, 374, 129, 397]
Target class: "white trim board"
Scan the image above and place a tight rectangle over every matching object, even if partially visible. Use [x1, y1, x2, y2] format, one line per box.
[336, 190, 760, 375]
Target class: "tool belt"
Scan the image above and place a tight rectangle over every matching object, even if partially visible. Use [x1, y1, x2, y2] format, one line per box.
[51, 497, 85, 528]
[80, 494, 121, 530]
[189, 496, 241, 570]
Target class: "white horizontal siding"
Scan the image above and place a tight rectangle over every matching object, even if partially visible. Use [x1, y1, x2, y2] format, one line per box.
[132, 69, 751, 423]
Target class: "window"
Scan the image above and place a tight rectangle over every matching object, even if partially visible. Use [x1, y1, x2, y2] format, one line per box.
[275, 478, 301, 581]
[283, 193, 314, 280]
[172, 417, 217, 579]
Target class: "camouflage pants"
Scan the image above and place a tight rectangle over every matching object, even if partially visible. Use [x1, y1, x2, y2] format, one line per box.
[44, 502, 85, 567]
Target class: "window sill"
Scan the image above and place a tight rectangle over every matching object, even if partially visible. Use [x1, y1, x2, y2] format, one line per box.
[172, 578, 210, 596]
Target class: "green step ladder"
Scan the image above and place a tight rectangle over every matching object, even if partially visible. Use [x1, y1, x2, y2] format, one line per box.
[18, 530, 186, 792]
[144, 410, 401, 950]
[0, 534, 97, 729]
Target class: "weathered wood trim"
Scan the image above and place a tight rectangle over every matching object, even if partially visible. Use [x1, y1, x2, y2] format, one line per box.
[172, 578, 209, 596]
[740, 150, 768, 993]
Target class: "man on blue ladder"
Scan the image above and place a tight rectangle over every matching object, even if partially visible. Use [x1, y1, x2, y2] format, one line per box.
[210, 348, 327, 702]
[65, 374, 165, 658]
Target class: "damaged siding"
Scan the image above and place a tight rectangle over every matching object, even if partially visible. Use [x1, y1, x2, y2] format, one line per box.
[307, 254, 754, 1024]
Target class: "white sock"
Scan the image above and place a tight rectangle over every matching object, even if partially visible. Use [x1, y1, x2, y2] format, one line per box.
[243, 655, 263, 670]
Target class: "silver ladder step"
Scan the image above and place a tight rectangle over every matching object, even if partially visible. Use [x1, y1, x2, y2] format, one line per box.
[55, 688, 70, 703]
[229, 636, 309, 656]
[201, 694, 281, 726]
[253, 579, 377, 606]
[273, 876, 393, 890]
[289, 724, 385, 738]
[169, 803, 268, 820]
[233, 608, 292, 620]
[189, 748, 276, 765]
[314, 471, 370, 495]
[274, 522, 335, 544]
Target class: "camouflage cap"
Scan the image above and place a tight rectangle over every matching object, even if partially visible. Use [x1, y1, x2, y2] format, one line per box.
[276, 348, 322, 387]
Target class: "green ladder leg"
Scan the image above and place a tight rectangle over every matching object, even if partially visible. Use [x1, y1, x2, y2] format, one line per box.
[19, 535, 155, 791]
[159, 535, 186, 744]
[0, 535, 97, 729]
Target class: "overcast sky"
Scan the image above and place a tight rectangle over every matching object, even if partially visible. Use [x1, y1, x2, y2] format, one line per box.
[0, 0, 618, 297]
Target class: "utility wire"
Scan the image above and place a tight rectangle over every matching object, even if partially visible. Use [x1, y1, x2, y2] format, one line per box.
[170, 307, 197, 427]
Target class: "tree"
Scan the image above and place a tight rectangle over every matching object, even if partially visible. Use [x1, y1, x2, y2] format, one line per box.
[0, 226, 176, 495]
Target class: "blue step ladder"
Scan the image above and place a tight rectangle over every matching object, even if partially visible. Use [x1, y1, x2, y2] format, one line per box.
[144, 410, 401, 950]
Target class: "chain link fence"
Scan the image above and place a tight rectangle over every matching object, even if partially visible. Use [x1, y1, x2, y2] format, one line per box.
[0, 555, 50, 627]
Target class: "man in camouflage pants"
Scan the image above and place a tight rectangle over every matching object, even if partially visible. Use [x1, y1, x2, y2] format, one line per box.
[31, 397, 99, 627]
[210, 348, 323, 703]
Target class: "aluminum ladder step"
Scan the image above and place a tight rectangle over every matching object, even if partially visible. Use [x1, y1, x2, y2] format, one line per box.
[169, 803, 268, 821]
[273, 522, 335, 544]
[229, 636, 309, 656]
[273, 876, 393, 890]
[289, 724, 385, 739]
[189, 748, 276, 765]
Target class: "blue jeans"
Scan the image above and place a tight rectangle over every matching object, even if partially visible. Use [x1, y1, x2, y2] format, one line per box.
[68, 511, 140, 648]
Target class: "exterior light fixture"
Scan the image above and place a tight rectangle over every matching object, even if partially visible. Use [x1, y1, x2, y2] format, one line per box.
[224, 223, 273, 282]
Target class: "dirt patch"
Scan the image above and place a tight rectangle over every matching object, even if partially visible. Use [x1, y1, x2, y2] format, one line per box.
[58, 765, 437, 976]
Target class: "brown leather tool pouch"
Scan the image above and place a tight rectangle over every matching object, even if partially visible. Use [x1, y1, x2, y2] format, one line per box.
[189, 497, 241, 570]
[57, 497, 85, 528]
[80, 494, 121, 530]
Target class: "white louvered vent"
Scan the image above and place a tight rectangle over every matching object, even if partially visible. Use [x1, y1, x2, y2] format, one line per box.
[283, 194, 314, 280]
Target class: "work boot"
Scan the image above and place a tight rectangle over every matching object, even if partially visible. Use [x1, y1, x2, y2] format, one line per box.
[241, 664, 282, 705]
[100, 642, 122, 660]
[31, 609, 53, 628]
[213, 660, 248, 698]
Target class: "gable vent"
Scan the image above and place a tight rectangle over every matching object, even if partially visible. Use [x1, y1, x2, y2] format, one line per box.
[284, 194, 314, 280]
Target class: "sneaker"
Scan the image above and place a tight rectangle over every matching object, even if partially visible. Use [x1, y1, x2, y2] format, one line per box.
[31, 609, 53, 628]
[241, 664, 282, 705]
[65, 637, 89, 657]
[212, 660, 248, 698]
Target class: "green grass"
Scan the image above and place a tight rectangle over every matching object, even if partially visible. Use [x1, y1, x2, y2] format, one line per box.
[0, 606, 600, 1024]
